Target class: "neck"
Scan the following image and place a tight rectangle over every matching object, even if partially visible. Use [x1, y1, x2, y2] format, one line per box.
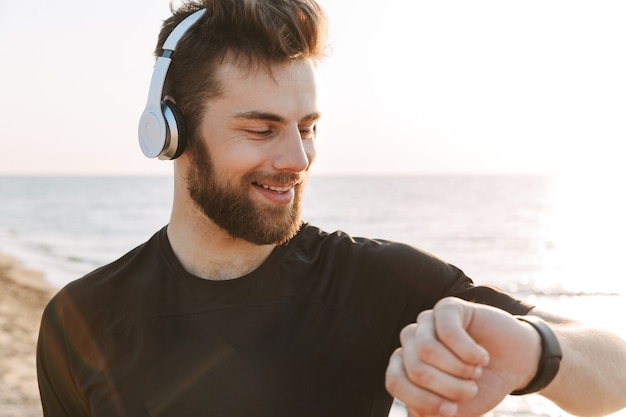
[167, 192, 275, 281]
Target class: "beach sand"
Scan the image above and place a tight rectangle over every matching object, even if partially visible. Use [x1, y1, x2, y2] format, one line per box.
[0, 255, 54, 417]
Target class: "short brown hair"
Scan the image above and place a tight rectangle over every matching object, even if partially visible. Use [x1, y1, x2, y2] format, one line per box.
[155, 0, 328, 149]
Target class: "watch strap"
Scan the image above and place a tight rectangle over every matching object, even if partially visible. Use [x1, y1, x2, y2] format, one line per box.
[510, 315, 563, 395]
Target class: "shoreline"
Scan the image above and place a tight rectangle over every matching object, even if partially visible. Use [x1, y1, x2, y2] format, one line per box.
[0, 254, 55, 417]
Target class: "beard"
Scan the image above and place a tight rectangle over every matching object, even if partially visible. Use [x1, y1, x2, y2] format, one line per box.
[185, 140, 306, 246]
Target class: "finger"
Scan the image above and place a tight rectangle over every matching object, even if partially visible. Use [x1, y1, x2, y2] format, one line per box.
[433, 298, 490, 366]
[411, 315, 485, 380]
[400, 323, 480, 401]
[386, 348, 459, 417]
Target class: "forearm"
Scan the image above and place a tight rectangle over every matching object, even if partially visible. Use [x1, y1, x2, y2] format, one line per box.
[537, 315, 626, 416]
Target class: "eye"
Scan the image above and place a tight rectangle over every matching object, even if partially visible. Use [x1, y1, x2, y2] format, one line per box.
[299, 124, 317, 140]
[244, 128, 275, 139]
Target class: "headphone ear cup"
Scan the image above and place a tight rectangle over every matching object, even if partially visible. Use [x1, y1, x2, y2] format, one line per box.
[160, 100, 187, 160]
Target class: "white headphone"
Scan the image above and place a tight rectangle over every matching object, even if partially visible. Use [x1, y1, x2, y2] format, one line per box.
[138, 9, 206, 160]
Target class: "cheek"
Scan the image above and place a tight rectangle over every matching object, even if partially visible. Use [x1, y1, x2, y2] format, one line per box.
[201, 128, 260, 171]
[214, 142, 269, 175]
[304, 140, 317, 165]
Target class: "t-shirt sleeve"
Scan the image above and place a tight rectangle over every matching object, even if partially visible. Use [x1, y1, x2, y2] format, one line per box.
[361, 240, 534, 342]
[37, 294, 91, 417]
[344, 238, 533, 355]
[446, 279, 534, 316]
[385, 242, 534, 316]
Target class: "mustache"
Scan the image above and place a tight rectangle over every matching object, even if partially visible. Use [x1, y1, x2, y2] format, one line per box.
[243, 171, 307, 186]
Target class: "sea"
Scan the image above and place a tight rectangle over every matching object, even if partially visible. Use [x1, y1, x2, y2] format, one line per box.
[1, 174, 625, 417]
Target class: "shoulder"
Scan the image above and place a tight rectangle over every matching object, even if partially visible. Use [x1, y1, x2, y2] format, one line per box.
[42, 228, 167, 326]
[296, 223, 461, 274]
[294, 224, 469, 296]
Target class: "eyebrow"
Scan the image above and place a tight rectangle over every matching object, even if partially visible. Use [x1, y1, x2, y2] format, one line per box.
[232, 111, 321, 123]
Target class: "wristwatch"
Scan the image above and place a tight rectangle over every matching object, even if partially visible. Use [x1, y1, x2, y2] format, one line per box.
[510, 315, 562, 395]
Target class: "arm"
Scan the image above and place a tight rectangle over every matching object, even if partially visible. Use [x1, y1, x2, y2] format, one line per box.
[385, 297, 626, 417]
[532, 309, 626, 416]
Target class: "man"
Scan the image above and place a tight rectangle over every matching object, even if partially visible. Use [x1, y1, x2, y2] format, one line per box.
[37, 1, 626, 416]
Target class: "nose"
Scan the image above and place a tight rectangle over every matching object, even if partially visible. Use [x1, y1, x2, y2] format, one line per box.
[272, 125, 315, 172]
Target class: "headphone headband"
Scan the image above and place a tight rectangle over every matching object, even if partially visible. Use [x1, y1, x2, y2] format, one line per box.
[138, 9, 206, 159]
[163, 9, 205, 51]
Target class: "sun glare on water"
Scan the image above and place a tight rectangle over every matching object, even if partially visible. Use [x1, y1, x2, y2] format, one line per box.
[527, 168, 626, 336]
[537, 171, 626, 296]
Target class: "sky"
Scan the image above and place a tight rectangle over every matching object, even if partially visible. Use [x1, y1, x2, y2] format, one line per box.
[1, 0, 625, 177]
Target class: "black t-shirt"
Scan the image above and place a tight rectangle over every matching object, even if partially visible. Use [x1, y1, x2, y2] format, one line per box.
[37, 224, 532, 417]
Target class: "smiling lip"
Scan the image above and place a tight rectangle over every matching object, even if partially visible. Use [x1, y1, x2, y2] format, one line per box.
[252, 181, 299, 204]
[258, 183, 293, 193]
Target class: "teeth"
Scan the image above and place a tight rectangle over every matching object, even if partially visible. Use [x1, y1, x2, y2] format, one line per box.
[261, 184, 291, 193]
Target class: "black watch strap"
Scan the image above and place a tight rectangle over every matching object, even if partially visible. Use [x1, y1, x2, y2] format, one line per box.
[510, 315, 563, 396]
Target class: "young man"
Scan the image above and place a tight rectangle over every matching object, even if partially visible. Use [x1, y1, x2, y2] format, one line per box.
[37, 1, 626, 416]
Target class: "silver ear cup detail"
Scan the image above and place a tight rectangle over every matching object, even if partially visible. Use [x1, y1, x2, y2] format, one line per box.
[158, 103, 180, 160]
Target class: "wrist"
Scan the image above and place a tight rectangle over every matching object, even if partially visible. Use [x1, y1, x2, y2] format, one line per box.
[510, 315, 562, 396]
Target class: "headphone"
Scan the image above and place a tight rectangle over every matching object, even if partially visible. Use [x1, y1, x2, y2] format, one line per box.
[138, 9, 206, 160]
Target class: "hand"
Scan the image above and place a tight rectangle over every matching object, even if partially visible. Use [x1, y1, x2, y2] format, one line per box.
[385, 297, 541, 417]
